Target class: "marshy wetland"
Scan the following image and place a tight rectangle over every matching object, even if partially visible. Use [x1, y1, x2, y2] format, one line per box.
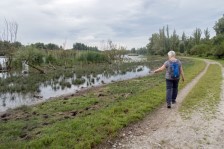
[0, 57, 206, 149]
[0, 55, 166, 112]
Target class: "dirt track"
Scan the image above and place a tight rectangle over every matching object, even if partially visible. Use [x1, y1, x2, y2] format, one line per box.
[100, 60, 224, 149]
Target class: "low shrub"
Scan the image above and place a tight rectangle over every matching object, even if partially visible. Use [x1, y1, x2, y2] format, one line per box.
[213, 41, 224, 59]
[13, 47, 46, 66]
[189, 44, 212, 57]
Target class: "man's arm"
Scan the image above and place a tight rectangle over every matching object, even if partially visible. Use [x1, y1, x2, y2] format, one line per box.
[153, 64, 166, 73]
[180, 66, 185, 82]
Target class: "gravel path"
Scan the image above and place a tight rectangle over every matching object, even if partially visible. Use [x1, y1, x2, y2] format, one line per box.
[99, 60, 224, 149]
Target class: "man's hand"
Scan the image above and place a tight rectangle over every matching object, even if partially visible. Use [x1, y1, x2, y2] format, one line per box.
[149, 70, 155, 74]
[182, 77, 185, 82]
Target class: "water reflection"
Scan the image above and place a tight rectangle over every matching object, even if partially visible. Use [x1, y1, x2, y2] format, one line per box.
[38, 65, 150, 99]
[0, 56, 7, 68]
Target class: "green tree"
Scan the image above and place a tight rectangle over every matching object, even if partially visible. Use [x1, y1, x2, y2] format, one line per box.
[185, 37, 194, 54]
[179, 32, 187, 53]
[179, 42, 185, 53]
[204, 28, 210, 41]
[31, 42, 46, 49]
[181, 32, 187, 42]
[0, 40, 22, 56]
[131, 48, 136, 53]
[147, 26, 171, 55]
[193, 28, 202, 45]
[214, 14, 224, 35]
[11, 41, 22, 49]
[73, 43, 98, 51]
[170, 29, 179, 51]
[136, 47, 147, 55]
[213, 41, 224, 58]
[159, 27, 166, 53]
[212, 34, 224, 45]
[147, 33, 161, 55]
[45, 43, 60, 50]
[166, 25, 170, 52]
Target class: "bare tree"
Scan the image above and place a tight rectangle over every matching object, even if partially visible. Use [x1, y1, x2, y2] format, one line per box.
[1, 29, 5, 41]
[4, 18, 9, 41]
[0, 18, 19, 71]
[62, 38, 67, 50]
[9, 21, 18, 42]
[100, 40, 106, 51]
[109, 40, 117, 50]
[1, 18, 18, 42]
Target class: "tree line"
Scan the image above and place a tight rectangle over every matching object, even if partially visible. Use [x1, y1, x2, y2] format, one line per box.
[146, 15, 224, 59]
[0, 41, 100, 55]
[0, 19, 100, 55]
[73, 43, 98, 51]
[130, 47, 148, 55]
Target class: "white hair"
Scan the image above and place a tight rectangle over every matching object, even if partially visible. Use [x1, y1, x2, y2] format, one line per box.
[168, 51, 176, 57]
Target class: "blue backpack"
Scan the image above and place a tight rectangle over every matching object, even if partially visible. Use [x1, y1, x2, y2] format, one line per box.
[170, 61, 180, 79]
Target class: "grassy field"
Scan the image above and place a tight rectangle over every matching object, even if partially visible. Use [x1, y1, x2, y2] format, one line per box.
[0, 58, 205, 148]
[180, 64, 222, 118]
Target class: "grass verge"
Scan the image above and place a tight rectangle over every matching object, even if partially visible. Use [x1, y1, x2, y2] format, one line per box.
[180, 64, 222, 118]
[0, 58, 205, 148]
[214, 59, 224, 67]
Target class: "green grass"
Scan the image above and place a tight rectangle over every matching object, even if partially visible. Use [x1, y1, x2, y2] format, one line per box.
[214, 59, 224, 67]
[0, 58, 205, 148]
[180, 64, 222, 118]
[178, 57, 206, 89]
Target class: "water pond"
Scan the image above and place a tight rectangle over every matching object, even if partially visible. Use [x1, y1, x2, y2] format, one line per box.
[0, 56, 159, 112]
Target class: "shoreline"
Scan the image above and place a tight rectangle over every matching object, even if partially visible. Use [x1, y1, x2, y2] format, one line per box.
[0, 72, 154, 115]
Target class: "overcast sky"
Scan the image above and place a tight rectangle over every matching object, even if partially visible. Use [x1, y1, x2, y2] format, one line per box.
[0, 0, 223, 49]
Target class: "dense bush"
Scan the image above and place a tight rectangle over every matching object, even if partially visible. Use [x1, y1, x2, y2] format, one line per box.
[13, 48, 110, 69]
[31, 42, 60, 50]
[14, 47, 46, 66]
[189, 44, 212, 57]
[212, 34, 224, 45]
[213, 41, 224, 58]
[46, 54, 57, 64]
[0, 41, 22, 55]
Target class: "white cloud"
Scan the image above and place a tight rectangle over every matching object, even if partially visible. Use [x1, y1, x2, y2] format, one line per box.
[0, 0, 223, 49]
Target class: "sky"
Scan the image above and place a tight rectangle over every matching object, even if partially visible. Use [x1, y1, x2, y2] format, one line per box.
[0, 0, 223, 49]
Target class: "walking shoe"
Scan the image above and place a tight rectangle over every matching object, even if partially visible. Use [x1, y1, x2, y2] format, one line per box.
[172, 101, 176, 104]
[167, 105, 171, 109]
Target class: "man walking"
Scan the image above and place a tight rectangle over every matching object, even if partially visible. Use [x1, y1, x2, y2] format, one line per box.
[153, 51, 185, 108]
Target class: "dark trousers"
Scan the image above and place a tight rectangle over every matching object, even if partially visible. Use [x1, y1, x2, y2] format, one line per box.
[166, 79, 179, 105]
